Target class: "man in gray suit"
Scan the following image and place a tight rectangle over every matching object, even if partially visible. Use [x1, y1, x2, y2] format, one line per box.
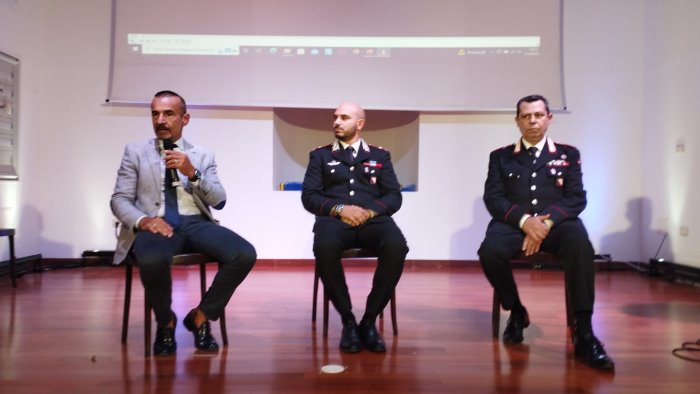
[111, 90, 256, 356]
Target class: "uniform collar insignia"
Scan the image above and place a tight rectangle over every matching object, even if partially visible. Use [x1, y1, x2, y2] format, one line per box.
[332, 138, 370, 152]
[513, 137, 557, 154]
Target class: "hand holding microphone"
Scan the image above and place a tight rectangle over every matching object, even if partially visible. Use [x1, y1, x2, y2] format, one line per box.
[160, 138, 197, 187]
[161, 138, 181, 187]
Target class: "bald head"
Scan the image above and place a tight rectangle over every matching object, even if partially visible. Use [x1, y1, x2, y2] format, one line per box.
[333, 102, 366, 143]
[337, 102, 365, 120]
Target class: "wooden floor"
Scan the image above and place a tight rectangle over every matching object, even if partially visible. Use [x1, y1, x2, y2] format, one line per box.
[1, 264, 699, 393]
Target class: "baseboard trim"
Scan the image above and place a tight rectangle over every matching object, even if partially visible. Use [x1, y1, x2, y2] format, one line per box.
[6, 255, 698, 286]
[23, 256, 628, 270]
[0, 254, 43, 279]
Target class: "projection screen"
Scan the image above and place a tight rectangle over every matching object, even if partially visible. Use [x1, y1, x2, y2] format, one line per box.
[108, 0, 564, 111]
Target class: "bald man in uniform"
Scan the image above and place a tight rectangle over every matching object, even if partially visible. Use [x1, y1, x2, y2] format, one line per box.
[302, 102, 409, 353]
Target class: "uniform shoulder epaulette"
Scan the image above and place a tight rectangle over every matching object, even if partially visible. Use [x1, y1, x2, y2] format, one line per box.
[368, 144, 389, 152]
[553, 141, 578, 150]
[494, 143, 516, 152]
[311, 143, 333, 152]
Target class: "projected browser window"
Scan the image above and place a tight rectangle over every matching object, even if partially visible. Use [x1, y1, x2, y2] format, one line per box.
[128, 34, 541, 57]
[110, 0, 563, 111]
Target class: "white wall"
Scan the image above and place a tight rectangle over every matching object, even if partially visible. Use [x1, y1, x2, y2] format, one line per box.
[0, 0, 696, 268]
[641, 0, 700, 265]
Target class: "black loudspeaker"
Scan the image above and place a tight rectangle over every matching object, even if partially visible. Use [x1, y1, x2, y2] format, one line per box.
[649, 233, 668, 277]
[648, 258, 663, 277]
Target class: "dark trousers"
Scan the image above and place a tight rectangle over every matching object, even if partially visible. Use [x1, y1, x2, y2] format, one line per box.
[478, 218, 595, 314]
[133, 215, 256, 326]
[313, 216, 408, 323]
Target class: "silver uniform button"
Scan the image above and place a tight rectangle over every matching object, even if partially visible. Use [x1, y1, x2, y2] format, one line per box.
[349, 166, 354, 171]
[331, 169, 335, 173]
[350, 179, 355, 184]
[531, 172, 537, 178]
[349, 190, 355, 196]
[532, 198, 538, 205]
[530, 185, 537, 191]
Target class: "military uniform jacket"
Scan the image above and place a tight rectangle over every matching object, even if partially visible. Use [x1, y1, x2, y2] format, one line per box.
[301, 139, 402, 219]
[483, 137, 587, 230]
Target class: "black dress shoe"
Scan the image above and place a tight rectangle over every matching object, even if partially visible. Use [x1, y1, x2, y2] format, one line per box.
[503, 310, 530, 345]
[339, 320, 362, 353]
[574, 333, 615, 371]
[183, 309, 219, 352]
[153, 313, 177, 356]
[359, 321, 387, 352]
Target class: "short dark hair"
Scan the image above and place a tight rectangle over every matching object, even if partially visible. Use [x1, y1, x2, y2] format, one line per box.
[154, 90, 187, 113]
[516, 94, 549, 117]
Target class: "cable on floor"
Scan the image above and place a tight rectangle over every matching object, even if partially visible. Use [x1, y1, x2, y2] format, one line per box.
[671, 339, 700, 362]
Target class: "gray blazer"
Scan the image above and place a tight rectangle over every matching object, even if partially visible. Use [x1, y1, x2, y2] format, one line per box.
[110, 138, 226, 264]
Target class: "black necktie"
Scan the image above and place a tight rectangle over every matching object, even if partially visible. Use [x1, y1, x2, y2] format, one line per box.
[528, 146, 538, 165]
[345, 145, 355, 162]
[164, 146, 180, 229]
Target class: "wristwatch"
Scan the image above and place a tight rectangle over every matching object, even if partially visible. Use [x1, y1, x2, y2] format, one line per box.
[189, 169, 202, 182]
[333, 204, 345, 217]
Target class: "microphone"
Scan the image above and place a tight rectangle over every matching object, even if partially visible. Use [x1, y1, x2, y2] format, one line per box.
[161, 138, 181, 187]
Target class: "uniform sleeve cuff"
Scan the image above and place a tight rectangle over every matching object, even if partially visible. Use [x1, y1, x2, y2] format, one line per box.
[519, 214, 531, 229]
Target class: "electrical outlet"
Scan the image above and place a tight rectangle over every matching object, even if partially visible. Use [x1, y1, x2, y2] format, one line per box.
[680, 226, 689, 236]
[676, 138, 685, 153]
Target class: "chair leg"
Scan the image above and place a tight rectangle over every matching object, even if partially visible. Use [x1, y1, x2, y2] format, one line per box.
[312, 265, 319, 323]
[565, 288, 573, 326]
[145, 299, 152, 357]
[492, 291, 501, 339]
[390, 291, 398, 335]
[213, 262, 229, 347]
[323, 289, 330, 337]
[219, 313, 229, 347]
[199, 263, 207, 298]
[8, 233, 17, 288]
[565, 277, 574, 343]
[121, 263, 133, 343]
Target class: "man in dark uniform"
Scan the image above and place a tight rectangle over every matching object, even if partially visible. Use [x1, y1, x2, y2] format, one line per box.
[478, 94, 615, 371]
[302, 102, 409, 353]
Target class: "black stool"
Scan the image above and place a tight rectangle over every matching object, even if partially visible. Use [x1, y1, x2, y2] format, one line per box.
[0, 229, 17, 288]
